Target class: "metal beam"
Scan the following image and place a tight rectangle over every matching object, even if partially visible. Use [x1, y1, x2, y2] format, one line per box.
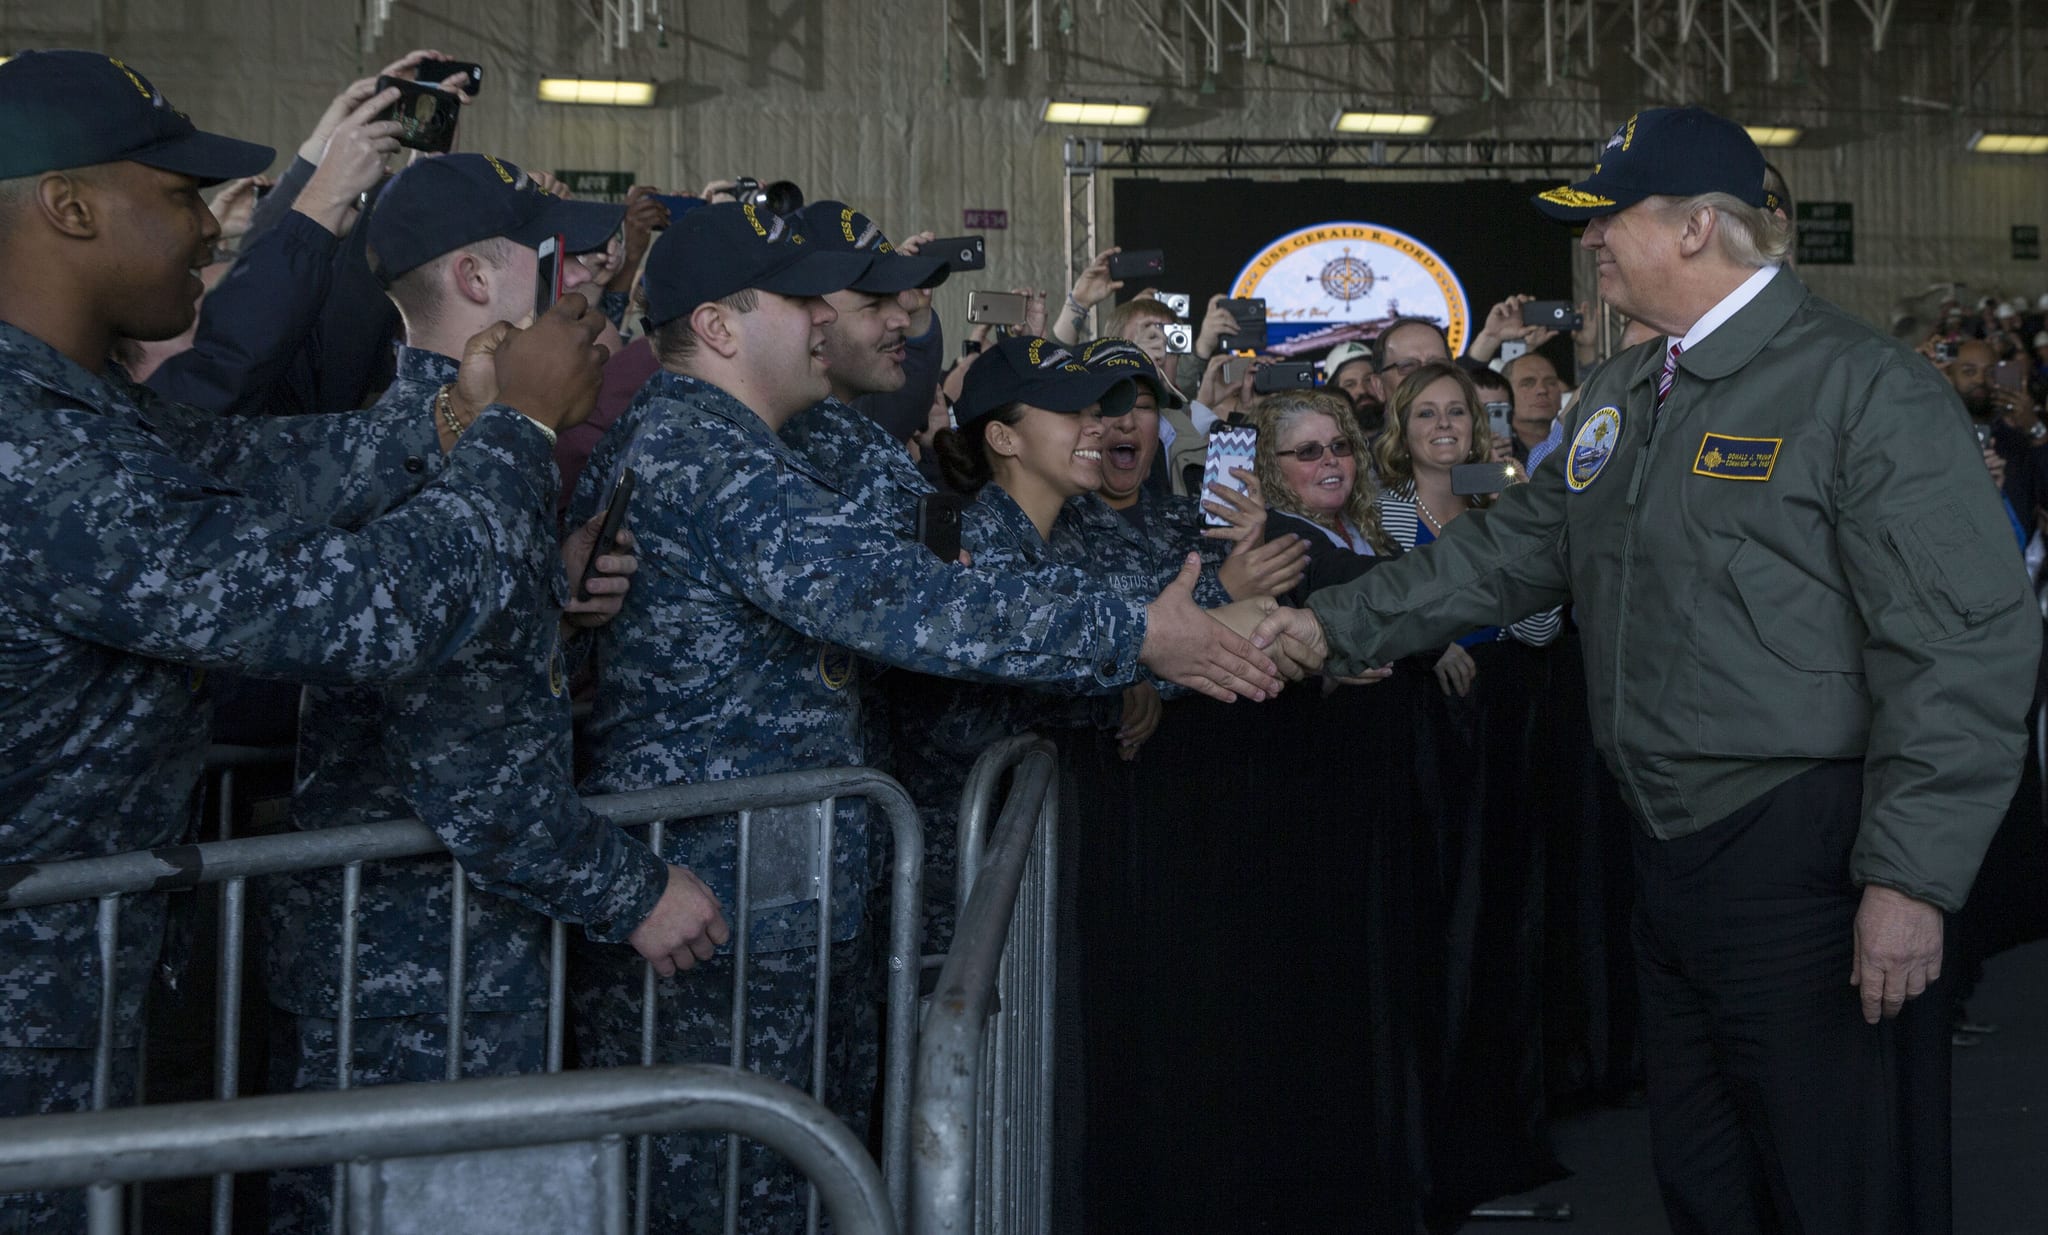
[1069, 134, 1597, 173]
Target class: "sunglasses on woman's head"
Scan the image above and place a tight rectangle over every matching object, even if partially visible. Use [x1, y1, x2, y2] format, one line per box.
[1275, 439, 1355, 463]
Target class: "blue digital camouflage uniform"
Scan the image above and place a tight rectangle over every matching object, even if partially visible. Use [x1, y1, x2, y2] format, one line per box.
[262, 346, 671, 1230]
[568, 369, 1152, 1234]
[0, 321, 561, 1229]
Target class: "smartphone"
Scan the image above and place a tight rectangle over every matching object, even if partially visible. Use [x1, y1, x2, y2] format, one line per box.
[1107, 249, 1165, 281]
[1521, 300, 1583, 332]
[413, 58, 483, 96]
[375, 76, 460, 154]
[1252, 361, 1316, 394]
[1201, 426, 1258, 527]
[1451, 461, 1519, 497]
[577, 468, 636, 602]
[1219, 356, 1250, 386]
[917, 492, 966, 561]
[1972, 421, 1994, 450]
[1484, 400, 1514, 443]
[650, 193, 709, 226]
[929, 236, 986, 271]
[1934, 339, 1956, 364]
[252, 181, 273, 203]
[1993, 360, 2027, 391]
[966, 290, 1029, 327]
[535, 235, 565, 317]
[1220, 297, 1267, 352]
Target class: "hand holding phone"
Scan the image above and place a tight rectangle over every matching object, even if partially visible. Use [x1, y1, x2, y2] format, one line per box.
[928, 236, 987, 271]
[374, 76, 461, 153]
[1520, 300, 1583, 332]
[966, 290, 1029, 328]
[1201, 425, 1259, 527]
[413, 58, 484, 96]
[1107, 249, 1166, 281]
[577, 469, 637, 601]
[1220, 298, 1268, 352]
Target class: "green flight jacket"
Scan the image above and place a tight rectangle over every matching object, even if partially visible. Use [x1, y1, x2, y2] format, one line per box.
[1307, 268, 2041, 911]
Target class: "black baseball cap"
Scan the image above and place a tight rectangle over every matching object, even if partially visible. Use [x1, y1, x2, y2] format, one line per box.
[1532, 106, 1773, 222]
[1080, 338, 1186, 410]
[366, 154, 624, 285]
[956, 336, 1139, 427]
[0, 50, 273, 184]
[639, 202, 873, 330]
[797, 201, 949, 295]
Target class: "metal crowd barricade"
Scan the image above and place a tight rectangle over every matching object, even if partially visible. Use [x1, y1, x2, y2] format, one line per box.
[0, 762, 924, 1235]
[910, 735, 1061, 1235]
[0, 1065, 897, 1235]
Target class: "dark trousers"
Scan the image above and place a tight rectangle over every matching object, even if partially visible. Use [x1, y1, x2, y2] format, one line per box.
[1631, 761, 1951, 1235]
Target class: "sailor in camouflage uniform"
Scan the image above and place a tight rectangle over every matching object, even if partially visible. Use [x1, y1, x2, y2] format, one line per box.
[0, 52, 613, 1230]
[568, 204, 1284, 1232]
[264, 155, 730, 1230]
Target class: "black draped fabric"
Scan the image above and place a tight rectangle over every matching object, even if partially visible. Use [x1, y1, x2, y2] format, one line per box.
[1073, 672, 1432, 1234]
[1401, 640, 1567, 1232]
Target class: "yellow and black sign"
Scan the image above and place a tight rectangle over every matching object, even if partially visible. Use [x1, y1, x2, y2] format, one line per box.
[1692, 433, 1781, 482]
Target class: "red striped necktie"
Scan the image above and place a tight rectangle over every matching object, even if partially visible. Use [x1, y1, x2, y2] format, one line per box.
[1657, 341, 1683, 409]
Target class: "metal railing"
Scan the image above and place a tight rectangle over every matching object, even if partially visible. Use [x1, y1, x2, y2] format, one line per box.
[0, 758, 924, 1234]
[0, 1065, 897, 1235]
[910, 736, 1061, 1235]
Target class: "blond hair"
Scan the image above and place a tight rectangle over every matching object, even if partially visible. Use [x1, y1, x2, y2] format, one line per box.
[1373, 362, 1498, 507]
[1250, 390, 1396, 555]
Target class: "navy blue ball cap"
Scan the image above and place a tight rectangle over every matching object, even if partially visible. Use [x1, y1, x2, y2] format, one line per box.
[797, 200, 949, 295]
[1078, 337, 1185, 409]
[0, 50, 273, 184]
[640, 202, 874, 330]
[956, 336, 1138, 427]
[1532, 106, 1770, 222]
[366, 154, 624, 285]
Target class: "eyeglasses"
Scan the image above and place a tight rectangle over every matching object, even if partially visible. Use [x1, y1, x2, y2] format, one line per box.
[1275, 438, 1355, 463]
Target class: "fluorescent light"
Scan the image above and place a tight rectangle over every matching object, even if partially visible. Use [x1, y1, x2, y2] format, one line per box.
[537, 77, 656, 107]
[1970, 131, 2048, 155]
[1042, 100, 1151, 126]
[1743, 125, 1803, 147]
[1331, 110, 1436, 136]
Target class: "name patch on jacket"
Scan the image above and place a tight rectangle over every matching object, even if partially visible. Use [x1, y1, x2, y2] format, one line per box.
[1692, 434, 1781, 482]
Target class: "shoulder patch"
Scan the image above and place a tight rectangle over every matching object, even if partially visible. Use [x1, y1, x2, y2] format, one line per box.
[1566, 406, 1624, 492]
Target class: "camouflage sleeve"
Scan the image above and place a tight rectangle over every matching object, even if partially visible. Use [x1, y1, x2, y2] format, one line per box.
[0, 407, 557, 684]
[701, 457, 1149, 690]
[382, 630, 668, 943]
[148, 393, 443, 528]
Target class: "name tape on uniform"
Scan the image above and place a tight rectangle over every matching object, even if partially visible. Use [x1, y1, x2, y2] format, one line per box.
[1692, 433, 1781, 482]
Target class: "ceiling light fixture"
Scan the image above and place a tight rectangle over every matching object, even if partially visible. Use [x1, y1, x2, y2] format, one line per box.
[1331, 110, 1436, 136]
[537, 77, 656, 107]
[1042, 100, 1152, 126]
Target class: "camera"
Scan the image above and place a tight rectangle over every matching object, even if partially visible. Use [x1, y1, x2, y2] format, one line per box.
[733, 177, 769, 207]
[1155, 292, 1191, 320]
[1162, 323, 1194, 354]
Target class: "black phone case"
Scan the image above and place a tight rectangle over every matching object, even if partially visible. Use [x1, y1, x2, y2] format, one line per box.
[577, 470, 637, 601]
[917, 495, 965, 562]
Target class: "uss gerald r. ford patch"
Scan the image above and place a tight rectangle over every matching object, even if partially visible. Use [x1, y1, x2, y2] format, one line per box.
[1692, 433, 1781, 482]
[1566, 406, 1623, 492]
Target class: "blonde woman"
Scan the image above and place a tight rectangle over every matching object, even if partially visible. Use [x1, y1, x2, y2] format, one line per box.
[1249, 391, 1400, 609]
[1372, 362, 1562, 695]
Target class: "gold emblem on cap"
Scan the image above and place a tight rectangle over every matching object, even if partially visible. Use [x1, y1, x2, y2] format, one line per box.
[1538, 186, 1619, 208]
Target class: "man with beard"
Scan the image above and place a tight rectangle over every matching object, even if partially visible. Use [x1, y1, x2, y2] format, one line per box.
[1947, 337, 2044, 525]
[1322, 340, 1380, 427]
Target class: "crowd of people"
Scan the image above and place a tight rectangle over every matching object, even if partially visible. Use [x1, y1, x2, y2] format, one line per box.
[0, 43, 2042, 1235]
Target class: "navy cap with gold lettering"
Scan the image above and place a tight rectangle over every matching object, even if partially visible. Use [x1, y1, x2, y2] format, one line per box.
[796, 200, 949, 295]
[366, 154, 624, 285]
[956, 336, 1139, 427]
[1532, 106, 1774, 222]
[0, 50, 273, 185]
[639, 202, 873, 330]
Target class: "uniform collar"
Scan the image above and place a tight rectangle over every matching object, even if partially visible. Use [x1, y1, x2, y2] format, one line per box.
[975, 483, 1051, 558]
[1672, 266, 1806, 382]
[0, 319, 131, 413]
[394, 345, 459, 386]
[641, 368, 781, 446]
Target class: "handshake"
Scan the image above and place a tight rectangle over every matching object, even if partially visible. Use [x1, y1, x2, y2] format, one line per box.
[1137, 559, 1384, 704]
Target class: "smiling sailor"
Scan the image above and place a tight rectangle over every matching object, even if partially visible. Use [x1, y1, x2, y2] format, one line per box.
[1255, 105, 2040, 1235]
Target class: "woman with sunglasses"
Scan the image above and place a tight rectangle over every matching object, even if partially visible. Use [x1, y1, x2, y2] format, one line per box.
[1250, 389, 1402, 605]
